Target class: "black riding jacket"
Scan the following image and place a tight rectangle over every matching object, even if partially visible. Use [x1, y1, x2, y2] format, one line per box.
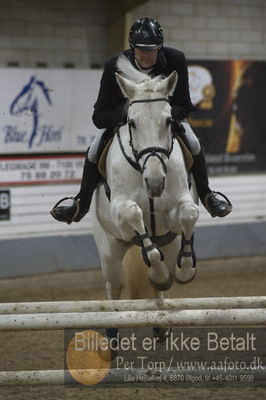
[92, 47, 195, 130]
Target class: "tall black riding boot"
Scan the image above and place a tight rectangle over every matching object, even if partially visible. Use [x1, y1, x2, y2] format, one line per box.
[191, 149, 232, 217]
[50, 158, 102, 224]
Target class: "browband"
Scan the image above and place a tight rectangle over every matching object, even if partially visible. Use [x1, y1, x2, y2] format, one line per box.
[130, 97, 169, 106]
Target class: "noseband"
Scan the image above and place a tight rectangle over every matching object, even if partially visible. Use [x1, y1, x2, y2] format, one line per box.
[117, 97, 174, 173]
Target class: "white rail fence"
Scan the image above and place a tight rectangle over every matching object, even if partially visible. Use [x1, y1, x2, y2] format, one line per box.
[0, 296, 265, 386]
[1, 174, 266, 240]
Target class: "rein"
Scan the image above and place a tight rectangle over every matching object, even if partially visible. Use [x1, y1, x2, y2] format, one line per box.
[117, 97, 174, 174]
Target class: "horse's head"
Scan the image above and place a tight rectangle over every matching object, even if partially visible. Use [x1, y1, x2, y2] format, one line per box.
[116, 70, 177, 198]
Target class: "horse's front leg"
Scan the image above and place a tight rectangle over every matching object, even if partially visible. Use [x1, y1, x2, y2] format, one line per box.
[111, 198, 173, 291]
[170, 196, 199, 283]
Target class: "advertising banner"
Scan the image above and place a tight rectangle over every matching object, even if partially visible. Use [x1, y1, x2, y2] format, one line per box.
[188, 60, 266, 175]
[0, 68, 102, 185]
[0, 69, 102, 154]
[0, 61, 265, 185]
[0, 190, 10, 220]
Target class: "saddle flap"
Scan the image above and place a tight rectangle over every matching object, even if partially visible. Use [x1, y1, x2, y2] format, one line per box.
[98, 138, 113, 179]
[176, 136, 194, 171]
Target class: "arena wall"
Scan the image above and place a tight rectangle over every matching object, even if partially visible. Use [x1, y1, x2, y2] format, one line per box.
[0, 0, 265, 277]
[0, 0, 107, 69]
[0, 0, 265, 69]
[131, 0, 266, 60]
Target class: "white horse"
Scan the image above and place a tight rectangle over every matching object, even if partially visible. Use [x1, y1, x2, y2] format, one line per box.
[91, 56, 199, 303]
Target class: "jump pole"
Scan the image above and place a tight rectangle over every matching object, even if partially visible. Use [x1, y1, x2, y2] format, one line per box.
[0, 297, 266, 386]
[1, 296, 266, 315]
[0, 308, 266, 330]
[0, 370, 64, 386]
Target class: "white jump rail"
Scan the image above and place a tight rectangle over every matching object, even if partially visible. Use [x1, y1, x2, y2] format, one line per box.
[1, 296, 266, 314]
[0, 370, 65, 386]
[0, 369, 125, 386]
[2, 367, 263, 387]
[0, 309, 266, 330]
[1, 297, 266, 386]
[0, 369, 126, 386]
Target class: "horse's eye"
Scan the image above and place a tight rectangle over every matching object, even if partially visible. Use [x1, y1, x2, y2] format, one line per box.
[129, 119, 136, 129]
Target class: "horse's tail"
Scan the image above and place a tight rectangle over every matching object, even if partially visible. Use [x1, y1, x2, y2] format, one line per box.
[121, 246, 158, 299]
[117, 55, 149, 83]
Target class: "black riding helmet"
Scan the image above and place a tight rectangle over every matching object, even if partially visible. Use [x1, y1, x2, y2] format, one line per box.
[129, 17, 164, 50]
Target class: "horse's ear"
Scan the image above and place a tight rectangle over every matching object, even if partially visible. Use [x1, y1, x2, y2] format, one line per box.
[115, 73, 136, 99]
[160, 71, 178, 96]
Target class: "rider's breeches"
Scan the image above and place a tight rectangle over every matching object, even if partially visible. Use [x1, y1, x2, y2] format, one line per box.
[181, 121, 201, 156]
[87, 122, 201, 163]
[178, 121, 211, 201]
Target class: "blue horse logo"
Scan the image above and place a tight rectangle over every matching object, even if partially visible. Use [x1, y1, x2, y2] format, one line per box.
[10, 76, 52, 148]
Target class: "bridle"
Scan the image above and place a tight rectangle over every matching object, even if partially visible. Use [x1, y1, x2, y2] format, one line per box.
[116, 97, 174, 174]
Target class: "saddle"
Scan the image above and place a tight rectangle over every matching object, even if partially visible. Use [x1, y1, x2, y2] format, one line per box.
[98, 137, 114, 179]
[176, 136, 194, 171]
[98, 135, 194, 179]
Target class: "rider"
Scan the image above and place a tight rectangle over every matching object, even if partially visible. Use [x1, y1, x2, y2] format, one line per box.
[51, 17, 232, 224]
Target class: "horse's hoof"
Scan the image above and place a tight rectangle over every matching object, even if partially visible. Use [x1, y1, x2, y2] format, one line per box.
[174, 241, 197, 284]
[174, 265, 197, 284]
[148, 271, 173, 291]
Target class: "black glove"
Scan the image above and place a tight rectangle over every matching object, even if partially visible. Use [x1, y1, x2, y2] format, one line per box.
[171, 105, 187, 122]
[171, 120, 185, 136]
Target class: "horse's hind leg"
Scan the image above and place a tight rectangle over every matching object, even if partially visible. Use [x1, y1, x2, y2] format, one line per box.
[93, 225, 128, 300]
[93, 225, 128, 360]
[103, 240, 128, 300]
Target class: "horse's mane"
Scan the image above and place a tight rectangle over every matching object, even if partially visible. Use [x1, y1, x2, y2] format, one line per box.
[116, 55, 163, 91]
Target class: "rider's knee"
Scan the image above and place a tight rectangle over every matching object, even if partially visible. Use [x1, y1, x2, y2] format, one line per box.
[87, 131, 103, 162]
[88, 128, 115, 163]
[181, 122, 201, 156]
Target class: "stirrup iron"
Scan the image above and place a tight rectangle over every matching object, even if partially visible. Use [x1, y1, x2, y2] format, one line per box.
[50, 196, 80, 224]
